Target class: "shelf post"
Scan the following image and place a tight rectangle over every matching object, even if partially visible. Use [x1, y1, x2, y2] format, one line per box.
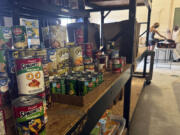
[84, 17, 88, 43]
[100, 11, 104, 47]
[144, 8, 151, 77]
[123, 0, 137, 129]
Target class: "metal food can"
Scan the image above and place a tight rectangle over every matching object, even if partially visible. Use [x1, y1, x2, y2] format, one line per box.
[83, 57, 93, 65]
[0, 50, 6, 73]
[69, 46, 83, 66]
[47, 49, 57, 76]
[84, 64, 95, 72]
[56, 47, 69, 69]
[12, 96, 45, 135]
[66, 76, 77, 95]
[72, 65, 84, 72]
[50, 81, 57, 94]
[112, 58, 122, 73]
[77, 78, 88, 96]
[15, 57, 45, 95]
[0, 109, 6, 135]
[12, 26, 28, 49]
[86, 77, 93, 91]
[111, 50, 119, 58]
[0, 77, 9, 93]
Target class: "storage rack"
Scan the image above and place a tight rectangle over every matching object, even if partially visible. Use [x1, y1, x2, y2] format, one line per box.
[0, 0, 154, 135]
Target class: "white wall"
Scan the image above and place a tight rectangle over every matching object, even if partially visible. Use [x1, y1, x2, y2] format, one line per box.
[89, 0, 180, 37]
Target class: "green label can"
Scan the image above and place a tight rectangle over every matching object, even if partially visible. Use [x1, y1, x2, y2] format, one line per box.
[77, 78, 88, 96]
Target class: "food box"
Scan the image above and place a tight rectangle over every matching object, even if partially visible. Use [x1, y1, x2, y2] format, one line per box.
[20, 18, 40, 49]
[0, 26, 12, 49]
[49, 25, 67, 48]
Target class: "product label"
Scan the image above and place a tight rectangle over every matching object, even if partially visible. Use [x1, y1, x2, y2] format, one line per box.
[0, 78, 8, 93]
[16, 58, 44, 95]
[0, 26, 12, 49]
[0, 110, 6, 135]
[13, 102, 45, 135]
[12, 26, 27, 49]
[70, 46, 83, 66]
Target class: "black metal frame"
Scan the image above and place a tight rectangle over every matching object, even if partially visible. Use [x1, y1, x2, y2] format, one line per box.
[0, 0, 153, 134]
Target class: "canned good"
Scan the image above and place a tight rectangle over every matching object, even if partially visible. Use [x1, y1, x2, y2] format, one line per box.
[47, 49, 57, 75]
[36, 92, 48, 124]
[15, 57, 45, 95]
[66, 76, 76, 95]
[75, 29, 84, 44]
[83, 57, 93, 65]
[112, 58, 122, 73]
[12, 96, 45, 135]
[72, 65, 84, 72]
[111, 50, 119, 58]
[69, 46, 83, 66]
[12, 26, 28, 49]
[0, 109, 6, 135]
[56, 47, 69, 69]
[0, 77, 9, 93]
[0, 50, 6, 73]
[77, 78, 88, 96]
[84, 64, 95, 72]
[0, 26, 12, 49]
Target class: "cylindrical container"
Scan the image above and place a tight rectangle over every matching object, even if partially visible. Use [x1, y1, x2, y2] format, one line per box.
[36, 92, 48, 124]
[75, 29, 84, 44]
[0, 77, 9, 93]
[69, 46, 83, 66]
[77, 78, 88, 96]
[84, 64, 95, 72]
[0, 50, 7, 74]
[112, 58, 122, 73]
[0, 108, 6, 135]
[15, 57, 45, 95]
[12, 96, 45, 135]
[83, 57, 93, 65]
[12, 26, 28, 49]
[111, 50, 119, 58]
[85, 43, 93, 57]
[65, 76, 77, 95]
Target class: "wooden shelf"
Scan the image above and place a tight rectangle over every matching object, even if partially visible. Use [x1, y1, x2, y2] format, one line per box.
[46, 64, 131, 135]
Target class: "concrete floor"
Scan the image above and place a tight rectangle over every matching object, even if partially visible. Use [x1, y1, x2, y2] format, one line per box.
[130, 62, 180, 135]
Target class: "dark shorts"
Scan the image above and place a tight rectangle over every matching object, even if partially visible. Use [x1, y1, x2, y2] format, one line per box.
[148, 40, 156, 46]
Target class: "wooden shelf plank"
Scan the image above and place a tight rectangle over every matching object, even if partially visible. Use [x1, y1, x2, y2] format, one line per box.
[46, 64, 131, 135]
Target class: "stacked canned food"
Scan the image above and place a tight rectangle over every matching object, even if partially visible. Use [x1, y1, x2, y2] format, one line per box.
[50, 71, 103, 96]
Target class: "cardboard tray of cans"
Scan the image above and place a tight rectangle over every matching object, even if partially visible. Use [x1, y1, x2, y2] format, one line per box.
[52, 90, 98, 106]
[51, 72, 104, 106]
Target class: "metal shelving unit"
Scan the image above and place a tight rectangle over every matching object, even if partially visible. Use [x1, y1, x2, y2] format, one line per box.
[0, 0, 153, 135]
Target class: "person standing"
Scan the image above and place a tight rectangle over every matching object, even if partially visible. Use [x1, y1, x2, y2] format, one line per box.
[148, 22, 167, 50]
[172, 26, 180, 61]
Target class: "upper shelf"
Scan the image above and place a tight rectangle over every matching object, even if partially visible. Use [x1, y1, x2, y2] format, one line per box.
[85, 0, 152, 10]
[0, 0, 90, 18]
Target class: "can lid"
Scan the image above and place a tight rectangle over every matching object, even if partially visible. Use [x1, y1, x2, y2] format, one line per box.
[12, 96, 42, 107]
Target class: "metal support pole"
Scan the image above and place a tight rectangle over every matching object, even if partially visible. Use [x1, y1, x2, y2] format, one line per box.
[146, 8, 151, 47]
[123, 0, 136, 128]
[123, 77, 132, 128]
[100, 11, 104, 47]
[84, 17, 88, 43]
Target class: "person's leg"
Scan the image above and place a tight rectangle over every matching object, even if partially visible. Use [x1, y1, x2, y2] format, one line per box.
[151, 45, 155, 51]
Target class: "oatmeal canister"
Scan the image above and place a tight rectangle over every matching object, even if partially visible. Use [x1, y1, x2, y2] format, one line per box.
[15, 58, 45, 95]
[12, 96, 45, 135]
[12, 26, 28, 49]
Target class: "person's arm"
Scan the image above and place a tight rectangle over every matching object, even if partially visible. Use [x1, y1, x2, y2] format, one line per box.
[155, 30, 167, 39]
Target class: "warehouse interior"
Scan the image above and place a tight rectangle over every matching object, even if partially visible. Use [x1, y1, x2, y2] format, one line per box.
[0, 0, 180, 135]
